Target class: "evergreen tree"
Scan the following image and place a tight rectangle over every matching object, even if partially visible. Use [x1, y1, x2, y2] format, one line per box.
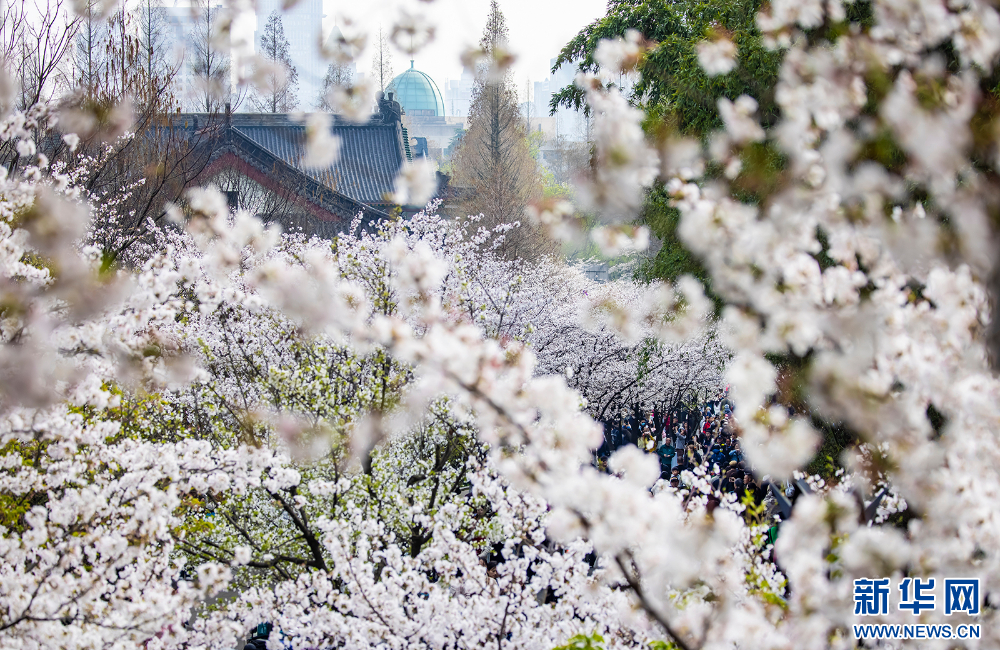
[451, 0, 547, 260]
[251, 10, 298, 113]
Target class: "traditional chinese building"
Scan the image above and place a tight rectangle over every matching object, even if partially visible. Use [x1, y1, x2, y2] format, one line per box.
[175, 93, 412, 238]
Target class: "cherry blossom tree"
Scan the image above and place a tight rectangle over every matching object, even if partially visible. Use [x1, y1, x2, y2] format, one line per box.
[2, 0, 1000, 649]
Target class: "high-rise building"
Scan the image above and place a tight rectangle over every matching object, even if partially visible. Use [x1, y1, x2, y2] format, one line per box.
[255, 0, 324, 110]
[443, 68, 475, 118]
[532, 58, 588, 141]
[162, 3, 199, 109]
[532, 78, 551, 120]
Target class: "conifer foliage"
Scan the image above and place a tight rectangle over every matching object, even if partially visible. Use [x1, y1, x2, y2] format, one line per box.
[450, 1, 547, 260]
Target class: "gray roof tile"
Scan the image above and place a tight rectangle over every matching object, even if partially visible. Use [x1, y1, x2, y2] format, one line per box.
[232, 118, 404, 205]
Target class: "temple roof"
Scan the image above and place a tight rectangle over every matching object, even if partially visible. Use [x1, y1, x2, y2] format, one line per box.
[173, 96, 412, 235]
[229, 114, 407, 207]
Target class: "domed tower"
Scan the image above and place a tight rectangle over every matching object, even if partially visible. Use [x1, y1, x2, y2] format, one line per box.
[385, 61, 446, 117]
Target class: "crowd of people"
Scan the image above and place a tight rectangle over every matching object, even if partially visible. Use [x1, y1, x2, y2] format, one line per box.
[595, 392, 770, 510]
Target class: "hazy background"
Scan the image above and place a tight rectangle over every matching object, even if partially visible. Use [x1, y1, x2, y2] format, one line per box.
[242, 0, 607, 99]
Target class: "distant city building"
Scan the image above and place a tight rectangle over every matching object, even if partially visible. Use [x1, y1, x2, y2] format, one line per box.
[385, 62, 464, 163]
[532, 78, 551, 120]
[444, 68, 475, 118]
[162, 2, 206, 110]
[161, 1, 238, 111]
[445, 60, 587, 142]
[255, 0, 325, 110]
[531, 58, 589, 142]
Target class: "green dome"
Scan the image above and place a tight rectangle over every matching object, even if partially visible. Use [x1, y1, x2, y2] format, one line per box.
[386, 61, 445, 117]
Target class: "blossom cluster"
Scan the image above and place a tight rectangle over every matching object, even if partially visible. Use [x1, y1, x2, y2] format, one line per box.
[2, 0, 1000, 648]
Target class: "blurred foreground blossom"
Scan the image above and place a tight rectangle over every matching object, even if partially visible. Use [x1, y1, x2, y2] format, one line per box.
[696, 34, 738, 76]
[320, 18, 367, 64]
[391, 10, 436, 56]
[322, 79, 377, 122]
[591, 224, 649, 257]
[574, 73, 658, 218]
[524, 197, 581, 242]
[389, 158, 437, 207]
[594, 29, 652, 77]
[301, 112, 341, 168]
[460, 44, 517, 83]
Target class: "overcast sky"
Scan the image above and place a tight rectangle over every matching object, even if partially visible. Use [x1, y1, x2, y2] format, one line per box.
[322, 0, 607, 97]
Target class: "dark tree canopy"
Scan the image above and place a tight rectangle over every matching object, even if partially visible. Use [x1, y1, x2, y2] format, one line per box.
[551, 0, 783, 136]
[553, 0, 787, 288]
